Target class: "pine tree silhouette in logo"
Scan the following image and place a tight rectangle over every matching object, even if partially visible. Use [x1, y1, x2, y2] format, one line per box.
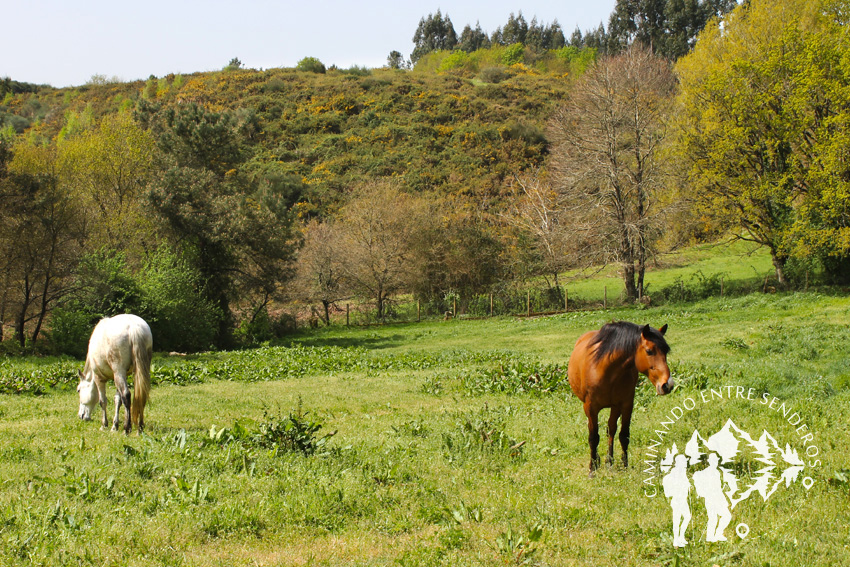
[660, 419, 806, 547]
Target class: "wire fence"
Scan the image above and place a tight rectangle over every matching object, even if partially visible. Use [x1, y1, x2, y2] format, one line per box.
[303, 268, 794, 328]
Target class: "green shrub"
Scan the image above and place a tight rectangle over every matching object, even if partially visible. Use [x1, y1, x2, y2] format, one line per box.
[296, 57, 326, 74]
[46, 249, 144, 357]
[47, 308, 92, 359]
[502, 43, 525, 66]
[138, 247, 222, 353]
[478, 66, 513, 84]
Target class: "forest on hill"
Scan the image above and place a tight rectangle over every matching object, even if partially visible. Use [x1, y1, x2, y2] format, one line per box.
[1, 0, 849, 355]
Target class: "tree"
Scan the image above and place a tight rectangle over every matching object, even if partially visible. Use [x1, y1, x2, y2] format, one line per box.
[405, 198, 506, 303]
[387, 50, 408, 69]
[296, 57, 326, 74]
[0, 141, 85, 346]
[673, 0, 845, 284]
[500, 12, 529, 45]
[459, 23, 491, 53]
[411, 11, 458, 64]
[501, 171, 572, 289]
[548, 45, 676, 301]
[139, 101, 300, 347]
[335, 182, 425, 321]
[58, 112, 156, 254]
[293, 220, 348, 325]
[607, 0, 738, 58]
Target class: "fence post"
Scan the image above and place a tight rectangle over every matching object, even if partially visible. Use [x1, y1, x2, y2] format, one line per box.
[604, 286, 607, 309]
[527, 290, 531, 316]
[490, 293, 493, 317]
[565, 288, 568, 312]
[453, 297, 457, 318]
[346, 304, 350, 326]
[417, 299, 421, 322]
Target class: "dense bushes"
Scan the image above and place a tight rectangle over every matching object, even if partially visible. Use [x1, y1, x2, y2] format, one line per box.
[47, 248, 223, 357]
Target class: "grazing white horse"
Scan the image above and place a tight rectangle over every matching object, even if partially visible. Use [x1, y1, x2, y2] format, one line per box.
[77, 314, 152, 434]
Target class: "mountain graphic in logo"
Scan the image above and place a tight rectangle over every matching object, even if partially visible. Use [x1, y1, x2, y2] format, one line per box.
[660, 419, 806, 547]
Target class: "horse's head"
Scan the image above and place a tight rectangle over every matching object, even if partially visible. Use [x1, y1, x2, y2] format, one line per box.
[77, 370, 99, 421]
[636, 324, 673, 395]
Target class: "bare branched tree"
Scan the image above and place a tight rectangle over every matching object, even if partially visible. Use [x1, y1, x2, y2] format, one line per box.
[292, 219, 348, 326]
[548, 44, 676, 302]
[336, 181, 427, 321]
[501, 170, 571, 288]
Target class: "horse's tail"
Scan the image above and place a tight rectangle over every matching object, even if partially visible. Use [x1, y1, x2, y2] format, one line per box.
[130, 323, 153, 428]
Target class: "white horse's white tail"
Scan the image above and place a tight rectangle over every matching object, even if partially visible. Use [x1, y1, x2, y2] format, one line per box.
[130, 323, 152, 428]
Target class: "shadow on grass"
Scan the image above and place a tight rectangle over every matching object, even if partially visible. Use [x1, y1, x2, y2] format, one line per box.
[287, 333, 408, 350]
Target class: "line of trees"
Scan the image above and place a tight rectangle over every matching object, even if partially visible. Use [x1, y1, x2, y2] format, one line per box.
[409, 11, 569, 65]
[406, 1, 740, 67]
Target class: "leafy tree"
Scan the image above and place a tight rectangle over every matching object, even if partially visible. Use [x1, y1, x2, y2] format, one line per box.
[674, 0, 850, 283]
[224, 57, 243, 71]
[139, 101, 300, 347]
[0, 141, 85, 346]
[57, 112, 156, 254]
[500, 12, 529, 45]
[542, 21, 567, 50]
[607, 0, 738, 58]
[548, 44, 676, 301]
[405, 198, 506, 303]
[411, 10, 458, 64]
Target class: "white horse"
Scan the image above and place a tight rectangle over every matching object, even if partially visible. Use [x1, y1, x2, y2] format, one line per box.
[77, 314, 152, 434]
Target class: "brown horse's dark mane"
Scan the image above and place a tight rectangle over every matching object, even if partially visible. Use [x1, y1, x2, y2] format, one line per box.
[590, 321, 670, 363]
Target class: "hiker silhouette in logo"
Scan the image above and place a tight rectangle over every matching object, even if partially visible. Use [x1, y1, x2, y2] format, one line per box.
[662, 453, 692, 547]
[693, 452, 732, 542]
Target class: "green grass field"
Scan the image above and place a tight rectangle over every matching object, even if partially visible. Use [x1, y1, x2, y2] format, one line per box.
[0, 245, 848, 566]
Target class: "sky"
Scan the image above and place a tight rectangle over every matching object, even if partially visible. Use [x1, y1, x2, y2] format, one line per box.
[4, 1, 617, 88]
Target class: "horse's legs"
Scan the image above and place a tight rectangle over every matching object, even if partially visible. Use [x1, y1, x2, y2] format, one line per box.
[112, 391, 121, 431]
[619, 404, 634, 468]
[113, 374, 132, 435]
[606, 406, 622, 466]
[586, 403, 601, 473]
[95, 381, 109, 429]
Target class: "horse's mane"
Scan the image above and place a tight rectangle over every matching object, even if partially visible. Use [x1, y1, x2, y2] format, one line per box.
[590, 321, 670, 363]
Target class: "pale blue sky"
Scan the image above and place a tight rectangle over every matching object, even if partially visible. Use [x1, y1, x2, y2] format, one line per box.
[4, 1, 616, 88]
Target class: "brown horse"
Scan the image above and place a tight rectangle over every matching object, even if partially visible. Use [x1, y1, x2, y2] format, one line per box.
[568, 321, 672, 472]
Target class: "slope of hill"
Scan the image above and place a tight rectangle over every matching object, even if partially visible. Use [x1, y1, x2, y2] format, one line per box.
[2, 65, 577, 212]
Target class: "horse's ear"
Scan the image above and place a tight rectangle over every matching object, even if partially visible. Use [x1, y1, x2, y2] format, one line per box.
[659, 324, 668, 335]
[641, 324, 651, 338]
[78, 370, 84, 379]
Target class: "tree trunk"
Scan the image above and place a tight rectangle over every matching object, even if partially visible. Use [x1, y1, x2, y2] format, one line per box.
[15, 275, 32, 348]
[321, 300, 331, 326]
[771, 252, 787, 286]
[622, 262, 638, 303]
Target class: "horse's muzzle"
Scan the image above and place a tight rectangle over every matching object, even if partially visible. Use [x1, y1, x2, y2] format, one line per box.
[79, 405, 92, 421]
[656, 377, 674, 395]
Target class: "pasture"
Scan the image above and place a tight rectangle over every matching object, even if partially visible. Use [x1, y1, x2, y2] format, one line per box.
[1, 291, 849, 566]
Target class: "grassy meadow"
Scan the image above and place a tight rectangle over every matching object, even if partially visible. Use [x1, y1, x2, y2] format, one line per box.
[1, 246, 849, 566]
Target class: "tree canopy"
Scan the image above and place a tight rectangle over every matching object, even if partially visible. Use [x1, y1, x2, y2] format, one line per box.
[674, 0, 850, 283]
